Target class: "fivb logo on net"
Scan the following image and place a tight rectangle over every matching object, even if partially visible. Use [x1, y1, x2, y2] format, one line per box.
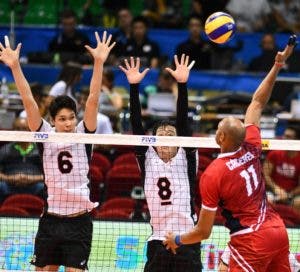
[141, 136, 156, 144]
[33, 132, 49, 140]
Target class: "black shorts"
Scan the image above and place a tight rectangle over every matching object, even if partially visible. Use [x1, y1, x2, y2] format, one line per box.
[30, 212, 93, 270]
[144, 240, 202, 272]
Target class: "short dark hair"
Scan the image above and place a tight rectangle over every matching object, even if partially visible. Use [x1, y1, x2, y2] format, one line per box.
[286, 125, 300, 139]
[80, 88, 89, 98]
[159, 69, 174, 81]
[49, 95, 77, 119]
[152, 120, 176, 135]
[132, 16, 149, 28]
[58, 62, 82, 85]
[188, 14, 202, 24]
[103, 68, 115, 83]
[30, 82, 48, 98]
[60, 9, 77, 20]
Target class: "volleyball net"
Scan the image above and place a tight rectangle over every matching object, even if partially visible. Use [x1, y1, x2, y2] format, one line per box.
[0, 131, 299, 271]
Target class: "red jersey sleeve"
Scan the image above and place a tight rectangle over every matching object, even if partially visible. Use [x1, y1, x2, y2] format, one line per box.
[200, 163, 221, 211]
[266, 150, 277, 164]
[244, 124, 261, 148]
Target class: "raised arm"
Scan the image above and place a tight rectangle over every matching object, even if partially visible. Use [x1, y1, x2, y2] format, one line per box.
[119, 57, 149, 135]
[244, 35, 297, 126]
[0, 36, 41, 131]
[84, 31, 115, 131]
[165, 54, 194, 136]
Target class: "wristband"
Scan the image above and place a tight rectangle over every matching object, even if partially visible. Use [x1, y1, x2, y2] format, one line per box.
[274, 62, 284, 68]
[175, 235, 182, 246]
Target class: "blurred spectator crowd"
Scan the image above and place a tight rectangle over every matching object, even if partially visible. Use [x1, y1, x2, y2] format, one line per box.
[1, 0, 299, 33]
[0, 0, 299, 72]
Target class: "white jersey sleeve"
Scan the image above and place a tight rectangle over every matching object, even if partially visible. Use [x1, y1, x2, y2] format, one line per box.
[76, 120, 86, 133]
[49, 81, 67, 97]
[19, 110, 27, 118]
[38, 119, 54, 132]
[96, 113, 113, 134]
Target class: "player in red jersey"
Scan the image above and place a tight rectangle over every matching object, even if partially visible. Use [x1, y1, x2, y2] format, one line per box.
[164, 34, 298, 272]
[263, 126, 300, 212]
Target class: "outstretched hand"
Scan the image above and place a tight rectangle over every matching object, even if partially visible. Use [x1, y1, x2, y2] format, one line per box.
[165, 54, 195, 83]
[0, 36, 22, 68]
[275, 34, 298, 64]
[119, 57, 150, 84]
[85, 31, 115, 63]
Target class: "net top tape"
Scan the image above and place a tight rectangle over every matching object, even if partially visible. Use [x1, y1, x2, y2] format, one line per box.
[0, 130, 299, 151]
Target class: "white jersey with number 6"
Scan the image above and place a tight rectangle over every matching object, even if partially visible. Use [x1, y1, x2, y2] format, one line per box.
[38, 119, 97, 215]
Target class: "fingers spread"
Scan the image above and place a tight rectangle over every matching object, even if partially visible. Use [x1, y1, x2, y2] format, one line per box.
[130, 56, 134, 68]
[184, 55, 189, 66]
[94, 32, 100, 44]
[119, 65, 127, 73]
[124, 58, 130, 70]
[180, 54, 185, 65]
[188, 60, 195, 70]
[16, 43, 22, 54]
[106, 34, 112, 46]
[108, 41, 116, 50]
[165, 67, 174, 76]
[141, 67, 150, 77]
[102, 31, 107, 43]
[4, 36, 10, 48]
[174, 55, 179, 67]
[135, 57, 140, 69]
[85, 45, 92, 53]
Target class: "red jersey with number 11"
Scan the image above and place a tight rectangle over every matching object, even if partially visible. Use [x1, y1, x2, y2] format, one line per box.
[200, 125, 283, 236]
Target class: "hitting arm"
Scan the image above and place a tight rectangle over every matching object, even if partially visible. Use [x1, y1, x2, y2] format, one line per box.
[244, 35, 297, 126]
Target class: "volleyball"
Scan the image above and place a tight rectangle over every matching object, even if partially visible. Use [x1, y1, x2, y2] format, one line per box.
[204, 12, 236, 44]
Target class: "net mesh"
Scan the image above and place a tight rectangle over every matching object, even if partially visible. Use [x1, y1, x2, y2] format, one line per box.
[0, 131, 299, 272]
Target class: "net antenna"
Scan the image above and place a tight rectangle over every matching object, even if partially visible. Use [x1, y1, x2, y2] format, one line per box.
[9, 7, 15, 49]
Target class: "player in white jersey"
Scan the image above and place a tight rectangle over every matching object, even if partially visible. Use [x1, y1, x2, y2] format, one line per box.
[0, 31, 115, 271]
[119, 55, 202, 271]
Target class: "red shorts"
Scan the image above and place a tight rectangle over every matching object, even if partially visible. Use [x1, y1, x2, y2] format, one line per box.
[229, 225, 290, 272]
